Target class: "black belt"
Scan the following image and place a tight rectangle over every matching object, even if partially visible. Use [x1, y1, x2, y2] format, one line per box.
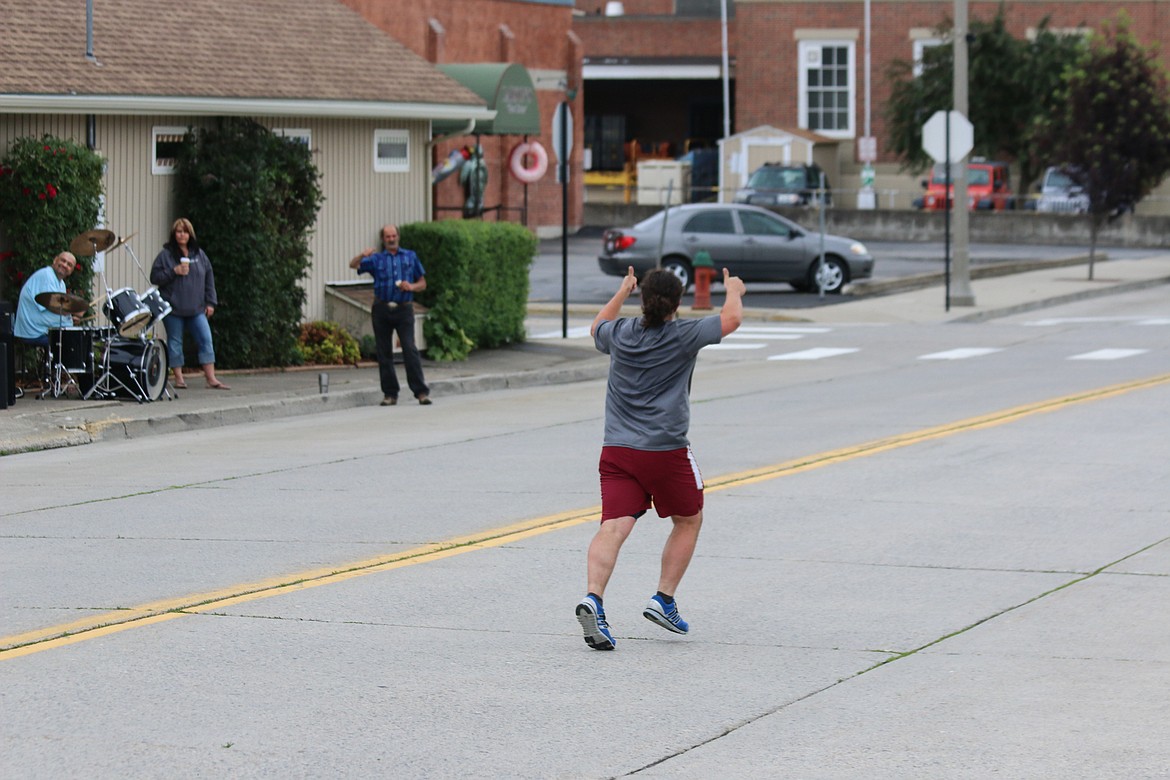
[374, 299, 411, 309]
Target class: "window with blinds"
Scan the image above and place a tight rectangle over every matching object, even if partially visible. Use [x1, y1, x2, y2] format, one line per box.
[373, 129, 409, 173]
[152, 126, 191, 175]
[274, 128, 312, 147]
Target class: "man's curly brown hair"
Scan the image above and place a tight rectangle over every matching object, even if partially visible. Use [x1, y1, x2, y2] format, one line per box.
[640, 269, 683, 327]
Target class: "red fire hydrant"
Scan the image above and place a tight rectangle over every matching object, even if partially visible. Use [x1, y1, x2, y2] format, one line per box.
[692, 250, 715, 310]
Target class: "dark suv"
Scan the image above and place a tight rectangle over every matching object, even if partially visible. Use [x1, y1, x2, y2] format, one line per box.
[733, 163, 832, 207]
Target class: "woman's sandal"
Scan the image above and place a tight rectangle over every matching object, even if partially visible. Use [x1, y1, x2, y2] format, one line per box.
[173, 380, 188, 389]
[206, 380, 231, 390]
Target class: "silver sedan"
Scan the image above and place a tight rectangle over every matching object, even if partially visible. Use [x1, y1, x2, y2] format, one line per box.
[597, 203, 874, 294]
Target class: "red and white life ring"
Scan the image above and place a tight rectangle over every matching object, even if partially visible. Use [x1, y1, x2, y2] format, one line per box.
[508, 141, 548, 184]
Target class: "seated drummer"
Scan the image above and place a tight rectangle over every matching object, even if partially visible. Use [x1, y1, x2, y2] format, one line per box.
[14, 251, 80, 346]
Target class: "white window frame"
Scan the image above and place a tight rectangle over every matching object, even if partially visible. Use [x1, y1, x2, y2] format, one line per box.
[912, 37, 944, 77]
[797, 39, 856, 139]
[273, 127, 312, 147]
[152, 125, 190, 175]
[373, 129, 410, 173]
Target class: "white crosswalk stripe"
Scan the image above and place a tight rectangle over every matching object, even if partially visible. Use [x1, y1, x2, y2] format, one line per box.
[768, 347, 860, 361]
[704, 342, 768, 350]
[724, 332, 805, 340]
[918, 348, 1003, 360]
[530, 326, 592, 339]
[736, 326, 832, 334]
[1025, 316, 1170, 327]
[1068, 349, 1150, 361]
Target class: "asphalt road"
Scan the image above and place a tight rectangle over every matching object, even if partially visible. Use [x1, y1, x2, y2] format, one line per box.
[3, 287, 1169, 776]
[532, 230, 1167, 309]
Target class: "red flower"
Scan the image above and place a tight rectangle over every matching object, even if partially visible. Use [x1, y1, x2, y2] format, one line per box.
[45, 183, 57, 198]
[22, 187, 30, 196]
[38, 192, 46, 200]
[43, 145, 51, 151]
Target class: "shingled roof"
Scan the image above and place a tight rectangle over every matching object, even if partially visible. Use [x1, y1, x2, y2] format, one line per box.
[0, 0, 489, 119]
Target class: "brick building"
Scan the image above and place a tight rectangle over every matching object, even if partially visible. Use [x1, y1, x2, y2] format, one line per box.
[575, 0, 1170, 209]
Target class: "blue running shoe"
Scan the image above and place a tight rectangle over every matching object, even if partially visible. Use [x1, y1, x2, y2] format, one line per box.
[576, 594, 616, 650]
[643, 594, 689, 634]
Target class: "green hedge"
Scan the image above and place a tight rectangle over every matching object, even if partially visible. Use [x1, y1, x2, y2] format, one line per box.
[401, 221, 535, 361]
[174, 118, 323, 368]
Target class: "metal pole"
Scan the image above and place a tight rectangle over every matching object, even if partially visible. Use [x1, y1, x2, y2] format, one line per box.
[945, 117, 952, 311]
[818, 172, 826, 298]
[951, 0, 975, 305]
[657, 182, 673, 269]
[864, 0, 871, 139]
[720, 0, 731, 140]
[86, 0, 94, 59]
[560, 102, 569, 339]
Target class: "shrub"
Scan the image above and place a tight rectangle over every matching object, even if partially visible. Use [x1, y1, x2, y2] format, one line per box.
[0, 135, 104, 303]
[296, 321, 361, 366]
[359, 333, 377, 361]
[400, 220, 535, 361]
[174, 118, 323, 368]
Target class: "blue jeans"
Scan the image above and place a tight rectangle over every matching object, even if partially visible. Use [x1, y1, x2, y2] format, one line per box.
[163, 312, 215, 367]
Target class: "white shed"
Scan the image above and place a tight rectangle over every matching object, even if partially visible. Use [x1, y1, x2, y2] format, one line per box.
[718, 125, 840, 202]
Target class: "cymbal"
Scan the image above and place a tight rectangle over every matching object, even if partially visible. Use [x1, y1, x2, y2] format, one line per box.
[69, 228, 117, 256]
[35, 291, 89, 315]
[107, 231, 139, 252]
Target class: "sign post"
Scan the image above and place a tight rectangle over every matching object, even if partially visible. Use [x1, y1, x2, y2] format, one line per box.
[553, 101, 573, 337]
[922, 110, 973, 311]
[857, 136, 877, 210]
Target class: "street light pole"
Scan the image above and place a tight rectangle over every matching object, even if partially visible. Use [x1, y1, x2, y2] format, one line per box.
[951, 0, 976, 305]
[720, 0, 731, 140]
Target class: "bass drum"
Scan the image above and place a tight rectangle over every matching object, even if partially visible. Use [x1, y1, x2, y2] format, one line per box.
[97, 338, 169, 401]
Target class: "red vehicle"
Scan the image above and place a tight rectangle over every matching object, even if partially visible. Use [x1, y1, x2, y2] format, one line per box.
[919, 158, 1013, 211]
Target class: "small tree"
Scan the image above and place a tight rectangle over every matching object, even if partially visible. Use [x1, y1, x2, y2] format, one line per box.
[174, 119, 323, 367]
[0, 135, 104, 304]
[1034, 13, 1170, 277]
[884, 7, 1084, 191]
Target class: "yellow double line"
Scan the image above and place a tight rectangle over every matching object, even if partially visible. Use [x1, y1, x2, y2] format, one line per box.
[4, 372, 1168, 660]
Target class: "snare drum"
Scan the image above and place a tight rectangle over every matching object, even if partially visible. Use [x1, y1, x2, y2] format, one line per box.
[47, 326, 100, 374]
[104, 287, 152, 338]
[138, 286, 172, 329]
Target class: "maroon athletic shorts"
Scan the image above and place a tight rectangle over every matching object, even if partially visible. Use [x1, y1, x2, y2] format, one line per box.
[599, 445, 704, 522]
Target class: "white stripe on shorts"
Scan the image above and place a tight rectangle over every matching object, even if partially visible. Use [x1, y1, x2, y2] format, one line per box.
[686, 446, 704, 491]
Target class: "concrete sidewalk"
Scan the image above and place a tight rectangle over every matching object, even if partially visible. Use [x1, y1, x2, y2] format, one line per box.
[3, 253, 1169, 455]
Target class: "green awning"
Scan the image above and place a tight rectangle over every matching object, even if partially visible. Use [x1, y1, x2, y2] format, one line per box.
[433, 63, 540, 136]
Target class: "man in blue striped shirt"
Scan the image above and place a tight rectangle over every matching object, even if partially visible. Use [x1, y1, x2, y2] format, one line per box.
[350, 224, 431, 406]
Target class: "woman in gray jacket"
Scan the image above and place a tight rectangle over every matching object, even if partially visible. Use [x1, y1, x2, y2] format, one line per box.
[149, 218, 230, 390]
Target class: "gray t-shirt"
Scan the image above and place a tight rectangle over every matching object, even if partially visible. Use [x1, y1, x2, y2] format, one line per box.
[594, 315, 723, 450]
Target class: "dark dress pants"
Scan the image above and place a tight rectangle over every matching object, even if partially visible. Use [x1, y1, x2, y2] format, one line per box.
[371, 301, 428, 399]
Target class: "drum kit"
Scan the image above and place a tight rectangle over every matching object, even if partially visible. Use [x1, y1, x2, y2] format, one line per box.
[37, 229, 172, 403]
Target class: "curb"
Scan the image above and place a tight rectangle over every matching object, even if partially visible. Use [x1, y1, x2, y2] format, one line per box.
[846, 255, 1097, 298]
[948, 275, 1170, 323]
[0, 358, 613, 456]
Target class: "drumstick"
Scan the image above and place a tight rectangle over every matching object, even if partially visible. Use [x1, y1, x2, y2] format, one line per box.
[89, 291, 108, 309]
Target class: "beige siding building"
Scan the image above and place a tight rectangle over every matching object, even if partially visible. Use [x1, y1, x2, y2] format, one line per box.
[0, 0, 491, 321]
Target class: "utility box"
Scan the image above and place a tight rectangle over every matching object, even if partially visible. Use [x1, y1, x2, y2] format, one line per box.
[636, 160, 691, 206]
